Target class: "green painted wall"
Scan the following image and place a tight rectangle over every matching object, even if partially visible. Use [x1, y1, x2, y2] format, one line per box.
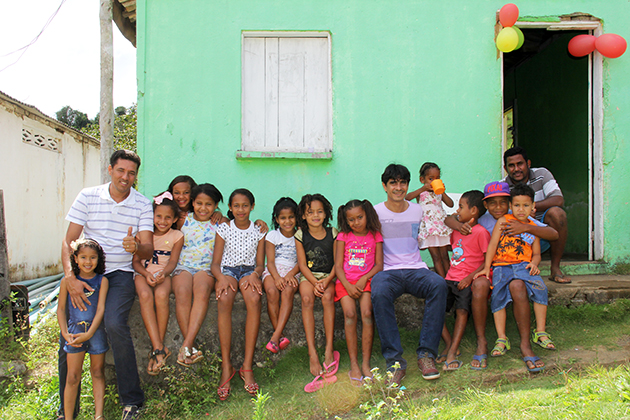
[504, 31, 589, 255]
[137, 0, 630, 265]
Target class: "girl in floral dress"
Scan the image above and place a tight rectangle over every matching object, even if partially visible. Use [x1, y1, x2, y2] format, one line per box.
[406, 162, 454, 278]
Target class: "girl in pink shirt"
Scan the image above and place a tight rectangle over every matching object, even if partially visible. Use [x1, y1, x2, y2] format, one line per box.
[335, 199, 383, 385]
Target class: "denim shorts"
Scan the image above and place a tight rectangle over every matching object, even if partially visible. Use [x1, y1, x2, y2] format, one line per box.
[539, 239, 551, 253]
[64, 323, 109, 355]
[490, 261, 548, 313]
[222, 265, 256, 281]
[173, 265, 213, 277]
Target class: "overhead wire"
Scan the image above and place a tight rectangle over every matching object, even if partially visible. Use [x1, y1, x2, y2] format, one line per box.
[0, 0, 68, 73]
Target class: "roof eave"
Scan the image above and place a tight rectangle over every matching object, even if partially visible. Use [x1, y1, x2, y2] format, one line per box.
[113, 0, 136, 48]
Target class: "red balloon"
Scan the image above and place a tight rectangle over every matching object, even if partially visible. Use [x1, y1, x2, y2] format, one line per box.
[595, 33, 627, 58]
[568, 35, 597, 57]
[499, 3, 519, 27]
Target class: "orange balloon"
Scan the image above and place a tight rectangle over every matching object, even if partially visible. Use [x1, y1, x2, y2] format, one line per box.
[568, 35, 597, 57]
[499, 3, 519, 27]
[595, 33, 627, 59]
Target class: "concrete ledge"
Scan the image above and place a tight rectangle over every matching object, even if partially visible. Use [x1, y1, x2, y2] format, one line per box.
[124, 292, 426, 382]
[538, 260, 610, 276]
[118, 274, 630, 382]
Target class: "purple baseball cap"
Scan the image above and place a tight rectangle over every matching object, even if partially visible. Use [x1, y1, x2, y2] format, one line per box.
[483, 181, 510, 199]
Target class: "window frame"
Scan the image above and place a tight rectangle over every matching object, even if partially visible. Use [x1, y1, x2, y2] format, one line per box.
[239, 31, 333, 160]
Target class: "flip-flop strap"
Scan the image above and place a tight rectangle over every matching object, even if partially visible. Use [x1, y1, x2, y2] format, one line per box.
[151, 348, 166, 357]
[444, 360, 462, 369]
[306, 374, 325, 390]
[472, 354, 487, 367]
[220, 371, 235, 388]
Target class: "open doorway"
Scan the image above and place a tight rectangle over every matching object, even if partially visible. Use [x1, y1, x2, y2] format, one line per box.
[502, 19, 603, 261]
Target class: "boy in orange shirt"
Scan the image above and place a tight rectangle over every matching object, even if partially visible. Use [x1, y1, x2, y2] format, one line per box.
[475, 184, 550, 372]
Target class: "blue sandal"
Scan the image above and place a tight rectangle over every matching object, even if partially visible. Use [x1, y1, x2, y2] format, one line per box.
[471, 354, 488, 370]
[443, 360, 463, 371]
[523, 356, 544, 373]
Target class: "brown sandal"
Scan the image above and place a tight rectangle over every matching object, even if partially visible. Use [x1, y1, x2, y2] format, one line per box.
[177, 346, 192, 367]
[153, 347, 171, 373]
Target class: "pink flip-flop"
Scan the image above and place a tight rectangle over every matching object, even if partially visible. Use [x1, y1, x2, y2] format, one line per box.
[265, 340, 279, 354]
[304, 373, 337, 393]
[323, 351, 340, 377]
[279, 337, 290, 350]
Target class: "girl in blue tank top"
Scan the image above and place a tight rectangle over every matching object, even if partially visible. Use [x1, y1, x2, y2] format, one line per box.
[57, 239, 109, 420]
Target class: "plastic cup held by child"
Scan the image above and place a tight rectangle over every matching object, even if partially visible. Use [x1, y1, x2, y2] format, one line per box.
[431, 179, 445, 195]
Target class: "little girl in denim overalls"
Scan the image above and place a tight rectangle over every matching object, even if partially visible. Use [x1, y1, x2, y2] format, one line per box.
[57, 239, 109, 420]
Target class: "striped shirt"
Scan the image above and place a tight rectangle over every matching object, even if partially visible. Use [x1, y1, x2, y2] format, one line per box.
[66, 183, 154, 274]
[503, 167, 562, 218]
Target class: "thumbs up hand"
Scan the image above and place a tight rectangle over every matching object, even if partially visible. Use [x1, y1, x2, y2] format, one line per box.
[459, 218, 474, 236]
[123, 226, 138, 254]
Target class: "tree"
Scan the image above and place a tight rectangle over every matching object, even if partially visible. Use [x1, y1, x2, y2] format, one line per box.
[84, 104, 137, 152]
[55, 106, 90, 130]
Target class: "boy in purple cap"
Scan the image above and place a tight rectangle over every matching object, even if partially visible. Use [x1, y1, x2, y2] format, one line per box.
[445, 181, 558, 368]
[475, 185, 555, 372]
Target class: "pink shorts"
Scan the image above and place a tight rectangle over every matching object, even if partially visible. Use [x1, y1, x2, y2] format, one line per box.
[334, 278, 372, 302]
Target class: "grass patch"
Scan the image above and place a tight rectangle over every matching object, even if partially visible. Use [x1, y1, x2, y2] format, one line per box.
[0, 318, 28, 363]
[612, 262, 630, 276]
[140, 353, 222, 419]
[409, 365, 630, 419]
[1, 301, 629, 419]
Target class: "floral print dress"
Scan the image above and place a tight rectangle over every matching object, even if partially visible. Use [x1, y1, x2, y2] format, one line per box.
[417, 191, 452, 249]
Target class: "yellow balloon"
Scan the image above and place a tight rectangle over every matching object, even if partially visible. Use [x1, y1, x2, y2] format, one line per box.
[496, 27, 519, 53]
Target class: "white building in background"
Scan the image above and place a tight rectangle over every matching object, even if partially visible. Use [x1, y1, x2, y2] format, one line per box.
[0, 91, 100, 281]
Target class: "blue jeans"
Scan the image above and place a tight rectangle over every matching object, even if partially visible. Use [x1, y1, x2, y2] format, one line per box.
[371, 268, 447, 371]
[58, 270, 144, 411]
[538, 208, 552, 253]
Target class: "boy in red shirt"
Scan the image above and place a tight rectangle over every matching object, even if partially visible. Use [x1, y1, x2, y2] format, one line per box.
[440, 191, 491, 371]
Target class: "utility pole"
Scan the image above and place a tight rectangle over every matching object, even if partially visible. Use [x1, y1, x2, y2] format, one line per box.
[0, 191, 11, 328]
[100, 0, 114, 181]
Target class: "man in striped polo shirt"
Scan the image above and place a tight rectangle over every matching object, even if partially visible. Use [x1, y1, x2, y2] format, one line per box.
[503, 146, 571, 284]
[59, 150, 154, 420]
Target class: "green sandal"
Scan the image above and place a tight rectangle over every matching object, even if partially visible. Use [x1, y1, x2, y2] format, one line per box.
[491, 338, 510, 357]
[531, 331, 556, 350]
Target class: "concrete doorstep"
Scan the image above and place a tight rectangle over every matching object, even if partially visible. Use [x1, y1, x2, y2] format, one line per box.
[546, 274, 630, 306]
